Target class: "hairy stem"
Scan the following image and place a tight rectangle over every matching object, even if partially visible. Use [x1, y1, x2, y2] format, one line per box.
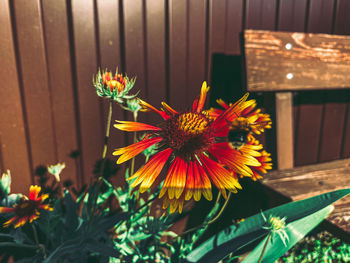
[100, 99, 113, 178]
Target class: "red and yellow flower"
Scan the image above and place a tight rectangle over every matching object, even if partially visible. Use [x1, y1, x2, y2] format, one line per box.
[113, 82, 271, 213]
[0, 185, 52, 228]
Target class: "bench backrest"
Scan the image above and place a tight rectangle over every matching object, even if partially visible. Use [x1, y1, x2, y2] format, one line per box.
[243, 30, 350, 169]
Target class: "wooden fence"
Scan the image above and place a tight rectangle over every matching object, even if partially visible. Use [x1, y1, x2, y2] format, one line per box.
[1, 0, 350, 193]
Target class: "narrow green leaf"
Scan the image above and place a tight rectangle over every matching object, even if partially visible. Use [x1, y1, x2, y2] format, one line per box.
[241, 205, 334, 263]
[185, 188, 350, 263]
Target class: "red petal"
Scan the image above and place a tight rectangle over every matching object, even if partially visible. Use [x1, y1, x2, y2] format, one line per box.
[29, 185, 41, 200]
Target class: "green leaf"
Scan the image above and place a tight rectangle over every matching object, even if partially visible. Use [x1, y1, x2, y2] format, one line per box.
[185, 188, 350, 263]
[241, 205, 334, 263]
[63, 190, 79, 232]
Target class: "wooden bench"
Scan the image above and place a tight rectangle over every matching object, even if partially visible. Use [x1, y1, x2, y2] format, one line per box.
[243, 30, 350, 239]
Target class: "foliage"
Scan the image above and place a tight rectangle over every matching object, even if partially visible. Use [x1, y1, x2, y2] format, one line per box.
[0, 70, 349, 262]
[279, 231, 350, 263]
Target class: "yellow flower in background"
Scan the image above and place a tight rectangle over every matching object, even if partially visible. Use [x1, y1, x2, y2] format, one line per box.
[0, 185, 52, 228]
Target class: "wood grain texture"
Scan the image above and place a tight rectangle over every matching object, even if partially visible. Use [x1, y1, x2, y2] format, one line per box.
[97, 0, 125, 160]
[145, 0, 166, 106]
[0, 0, 32, 192]
[41, 0, 79, 187]
[278, 0, 307, 32]
[13, 0, 57, 170]
[187, 0, 207, 103]
[71, 0, 102, 182]
[294, 1, 334, 166]
[334, 0, 350, 160]
[263, 158, 350, 234]
[245, 30, 350, 91]
[318, 94, 347, 163]
[275, 92, 294, 169]
[245, 0, 277, 30]
[225, 0, 243, 55]
[169, 0, 188, 110]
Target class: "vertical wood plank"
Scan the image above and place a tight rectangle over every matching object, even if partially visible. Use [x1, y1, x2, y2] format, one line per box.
[278, 0, 307, 32]
[169, 0, 188, 110]
[318, 92, 347, 162]
[123, 0, 146, 99]
[71, 0, 102, 181]
[276, 0, 307, 167]
[245, 0, 278, 167]
[97, 0, 125, 159]
[145, 0, 166, 106]
[334, 0, 350, 158]
[188, 0, 207, 102]
[0, 0, 32, 192]
[245, 0, 277, 30]
[294, 0, 334, 166]
[209, 0, 226, 54]
[41, 0, 79, 187]
[13, 0, 57, 173]
[225, 0, 244, 55]
[317, 0, 347, 163]
[276, 92, 294, 169]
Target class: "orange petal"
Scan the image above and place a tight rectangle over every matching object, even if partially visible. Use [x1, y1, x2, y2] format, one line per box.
[138, 99, 170, 120]
[159, 157, 187, 199]
[161, 102, 178, 115]
[194, 161, 213, 201]
[200, 155, 241, 199]
[114, 120, 162, 132]
[3, 216, 18, 228]
[129, 148, 172, 189]
[14, 216, 28, 228]
[29, 185, 41, 200]
[196, 82, 210, 113]
[0, 207, 14, 213]
[113, 137, 163, 164]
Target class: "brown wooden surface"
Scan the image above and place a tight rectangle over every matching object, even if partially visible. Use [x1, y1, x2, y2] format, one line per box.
[263, 158, 350, 234]
[275, 92, 294, 170]
[245, 30, 350, 92]
[71, 0, 102, 182]
[294, 0, 334, 166]
[0, 0, 32, 192]
[41, 0, 79, 187]
[97, 0, 124, 159]
[169, 0, 188, 110]
[1, 0, 350, 200]
[14, 0, 57, 171]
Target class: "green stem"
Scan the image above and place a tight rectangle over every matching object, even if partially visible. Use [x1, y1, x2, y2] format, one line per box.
[32, 224, 47, 259]
[208, 191, 231, 225]
[130, 111, 138, 177]
[32, 224, 39, 245]
[102, 99, 113, 159]
[258, 233, 272, 263]
[100, 99, 113, 179]
[182, 192, 223, 236]
[0, 242, 38, 249]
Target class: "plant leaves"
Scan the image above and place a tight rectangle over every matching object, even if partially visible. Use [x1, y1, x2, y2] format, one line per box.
[241, 205, 334, 263]
[185, 188, 350, 263]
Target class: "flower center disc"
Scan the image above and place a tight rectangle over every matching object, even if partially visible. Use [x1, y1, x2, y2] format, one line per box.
[164, 113, 213, 158]
[177, 113, 208, 135]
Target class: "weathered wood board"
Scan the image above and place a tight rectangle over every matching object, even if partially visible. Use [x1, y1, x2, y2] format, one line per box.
[244, 30, 350, 91]
[262, 158, 350, 235]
